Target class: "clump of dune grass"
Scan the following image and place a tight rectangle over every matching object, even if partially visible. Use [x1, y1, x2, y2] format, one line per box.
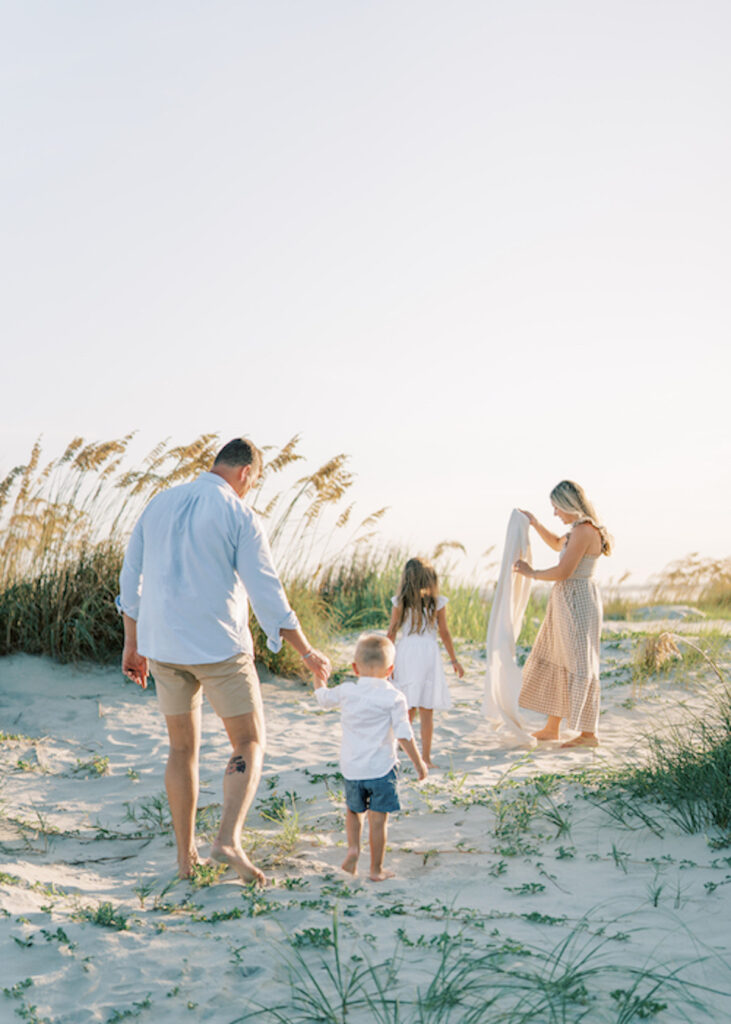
[317, 545, 406, 631]
[632, 630, 727, 693]
[611, 650, 731, 834]
[633, 632, 683, 678]
[234, 910, 721, 1023]
[0, 541, 124, 662]
[576, 631, 730, 839]
[651, 554, 731, 618]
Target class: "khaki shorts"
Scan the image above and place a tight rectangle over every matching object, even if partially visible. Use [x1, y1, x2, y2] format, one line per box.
[149, 653, 263, 719]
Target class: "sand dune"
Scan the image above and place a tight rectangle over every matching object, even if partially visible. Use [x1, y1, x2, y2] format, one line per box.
[1, 626, 730, 1022]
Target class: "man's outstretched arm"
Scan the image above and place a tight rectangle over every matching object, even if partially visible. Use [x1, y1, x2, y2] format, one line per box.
[280, 626, 331, 684]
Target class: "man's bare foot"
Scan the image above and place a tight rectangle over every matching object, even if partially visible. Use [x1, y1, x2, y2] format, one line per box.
[341, 848, 359, 875]
[561, 734, 599, 748]
[532, 728, 560, 741]
[211, 841, 267, 885]
[369, 869, 395, 882]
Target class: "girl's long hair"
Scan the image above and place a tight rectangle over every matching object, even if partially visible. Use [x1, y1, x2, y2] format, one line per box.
[550, 480, 613, 555]
[394, 557, 439, 634]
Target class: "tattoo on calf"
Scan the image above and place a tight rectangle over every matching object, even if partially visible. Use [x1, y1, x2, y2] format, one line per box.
[226, 755, 247, 776]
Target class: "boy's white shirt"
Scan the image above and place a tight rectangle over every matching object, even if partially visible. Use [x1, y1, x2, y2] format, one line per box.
[315, 676, 414, 781]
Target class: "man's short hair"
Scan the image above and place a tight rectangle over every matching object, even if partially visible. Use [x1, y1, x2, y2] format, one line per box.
[213, 438, 263, 475]
[354, 634, 395, 673]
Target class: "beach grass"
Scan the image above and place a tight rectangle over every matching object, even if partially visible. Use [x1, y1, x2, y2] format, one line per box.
[0, 434, 549, 672]
[1, 620, 730, 1021]
[614, 678, 731, 834]
[233, 910, 717, 1024]
[651, 555, 731, 619]
[0, 540, 124, 662]
[317, 544, 548, 646]
[0, 435, 386, 670]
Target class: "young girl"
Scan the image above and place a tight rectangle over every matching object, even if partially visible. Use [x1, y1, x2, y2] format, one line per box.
[387, 557, 464, 767]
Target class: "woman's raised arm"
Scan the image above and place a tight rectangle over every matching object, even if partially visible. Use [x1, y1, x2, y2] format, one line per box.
[515, 523, 594, 582]
[519, 509, 566, 552]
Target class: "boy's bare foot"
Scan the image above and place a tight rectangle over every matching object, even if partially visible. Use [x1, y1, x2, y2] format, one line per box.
[341, 848, 359, 875]
[531, 728, 560, 741]
[561, 734, 599, 748]
[211, 841, 267, 885]
[369, 869, 395, 882]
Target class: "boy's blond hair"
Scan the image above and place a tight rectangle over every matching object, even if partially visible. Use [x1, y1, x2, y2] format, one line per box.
[354, 634, 395, 673]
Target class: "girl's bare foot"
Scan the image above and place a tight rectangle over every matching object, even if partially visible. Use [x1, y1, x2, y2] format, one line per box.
[531, 728, 560, 741]
[561, 734, 599, 748]
[369, 869, 395, 882]
[341, 848, 359, 875]
[177, 849, 202, 879]
[211, 841, 267, 885]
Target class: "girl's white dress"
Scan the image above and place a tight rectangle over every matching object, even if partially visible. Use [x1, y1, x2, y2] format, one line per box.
[391, 595, 452, 710]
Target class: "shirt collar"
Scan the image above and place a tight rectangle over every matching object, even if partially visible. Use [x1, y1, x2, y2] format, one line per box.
[356, 676, 392, 688]
[199, 471, 239, 496]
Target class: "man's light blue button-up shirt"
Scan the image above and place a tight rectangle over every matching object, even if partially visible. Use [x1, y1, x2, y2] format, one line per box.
[118, 472, 299, 664]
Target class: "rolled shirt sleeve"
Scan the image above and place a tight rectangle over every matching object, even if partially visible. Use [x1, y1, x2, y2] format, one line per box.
[391, 691, 414, 741]
[117, 516, 145, 620]
[236, 513, 299, 653]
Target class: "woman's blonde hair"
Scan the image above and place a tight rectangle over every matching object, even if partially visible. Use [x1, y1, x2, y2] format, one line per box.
[550, 480, 613, 556]
[394, 557, 439, 634]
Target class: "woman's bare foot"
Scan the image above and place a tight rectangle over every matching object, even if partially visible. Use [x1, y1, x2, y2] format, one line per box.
[531, 728, 560, 741]
[341, 848, 359, 875]
[211, 841, 267, 885]
[424, 759, 437, 769]
[369, 869, 395, 882]
[561, 734, 599, 748]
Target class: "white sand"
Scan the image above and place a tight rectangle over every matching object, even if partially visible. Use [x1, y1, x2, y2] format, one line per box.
[1, 626, 730, 1023]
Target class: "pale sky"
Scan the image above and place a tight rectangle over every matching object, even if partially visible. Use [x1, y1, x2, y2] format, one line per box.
[2, 1, 729, 586]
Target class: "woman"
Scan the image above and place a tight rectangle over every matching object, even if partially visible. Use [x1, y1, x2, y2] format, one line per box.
[513, 480, 612, 748]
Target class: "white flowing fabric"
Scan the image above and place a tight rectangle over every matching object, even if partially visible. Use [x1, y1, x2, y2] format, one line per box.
[482, 509, 537, 747]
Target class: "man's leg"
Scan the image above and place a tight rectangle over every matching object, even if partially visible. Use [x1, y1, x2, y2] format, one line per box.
[164, 710, 202, 878]
[341, 809, 363, 875]
[367, 811, 394, 882]
[211, 708, 267, 885]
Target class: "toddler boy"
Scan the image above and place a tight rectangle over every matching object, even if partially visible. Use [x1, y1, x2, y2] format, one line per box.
[313, 633, 427, 881]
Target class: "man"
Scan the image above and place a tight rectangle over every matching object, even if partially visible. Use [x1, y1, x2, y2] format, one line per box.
[118, 437, 330, 885]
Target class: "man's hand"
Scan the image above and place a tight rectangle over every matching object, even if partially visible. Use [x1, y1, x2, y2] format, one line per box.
[280, 628, 332, 684]
[122, 645, 149, 689]
[303, 648, 331, 684]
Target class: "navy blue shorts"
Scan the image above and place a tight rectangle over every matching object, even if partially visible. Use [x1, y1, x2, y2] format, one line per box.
[344, 767, 400, 814]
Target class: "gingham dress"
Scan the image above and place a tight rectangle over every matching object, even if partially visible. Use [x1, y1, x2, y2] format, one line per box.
[518, 554, 602, 733]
